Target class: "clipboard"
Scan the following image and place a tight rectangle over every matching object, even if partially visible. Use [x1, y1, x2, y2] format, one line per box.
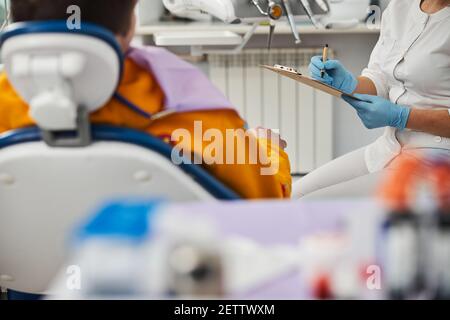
[261, 65, 363, 101]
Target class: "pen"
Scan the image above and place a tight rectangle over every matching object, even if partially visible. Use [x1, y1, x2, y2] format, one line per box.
[321, 44, 329, 78]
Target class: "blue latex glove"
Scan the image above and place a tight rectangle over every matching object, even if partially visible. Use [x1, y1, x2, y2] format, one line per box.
[343, 94, 411, 130]
[309, 56, 358, 95]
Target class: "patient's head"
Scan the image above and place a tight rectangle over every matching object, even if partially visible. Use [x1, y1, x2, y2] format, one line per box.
[11, 0, 138, 51]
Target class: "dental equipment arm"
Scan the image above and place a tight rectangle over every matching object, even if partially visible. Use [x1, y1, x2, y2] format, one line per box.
[162, 0, 330, 52]
[298, 0, 323, 28]
[281, 0, 301, 44]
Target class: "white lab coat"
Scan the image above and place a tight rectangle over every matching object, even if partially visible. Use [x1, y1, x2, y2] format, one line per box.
[362, 0, 450, 172]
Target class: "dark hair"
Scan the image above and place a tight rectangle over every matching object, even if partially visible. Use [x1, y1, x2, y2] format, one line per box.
[11, 0, 137, 35]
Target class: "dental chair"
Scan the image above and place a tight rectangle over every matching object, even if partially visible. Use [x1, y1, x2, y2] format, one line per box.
[0, 21, 239, 297]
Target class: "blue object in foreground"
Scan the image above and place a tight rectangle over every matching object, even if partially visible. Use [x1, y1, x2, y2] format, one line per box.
[76, 200, 162, 243]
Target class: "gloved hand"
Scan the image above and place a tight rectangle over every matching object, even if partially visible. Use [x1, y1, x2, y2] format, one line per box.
[309, 56, 358, 94]
[342, 94, 411, 130]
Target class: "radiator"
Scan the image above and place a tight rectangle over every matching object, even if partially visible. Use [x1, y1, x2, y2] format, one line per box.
[208, 48, 334, 174]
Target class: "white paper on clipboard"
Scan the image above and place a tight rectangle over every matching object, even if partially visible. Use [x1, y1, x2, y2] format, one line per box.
[261, 65, 363, 101]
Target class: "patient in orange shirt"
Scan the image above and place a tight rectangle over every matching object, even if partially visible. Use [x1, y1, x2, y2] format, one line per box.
[0, 0, 291, 199]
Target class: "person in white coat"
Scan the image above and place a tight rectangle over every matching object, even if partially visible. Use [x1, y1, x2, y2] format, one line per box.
[293, 0, 450, 198]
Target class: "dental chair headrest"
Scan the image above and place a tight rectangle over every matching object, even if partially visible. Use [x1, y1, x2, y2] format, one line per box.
[0, 21, 124, 131]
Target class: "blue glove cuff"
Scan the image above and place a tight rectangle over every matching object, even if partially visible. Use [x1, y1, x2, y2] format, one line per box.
[343, 73, 358, 95]
[393, 106, 411, 130]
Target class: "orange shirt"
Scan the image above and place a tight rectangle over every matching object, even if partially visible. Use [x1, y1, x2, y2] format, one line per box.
[0, 58, 291, 199]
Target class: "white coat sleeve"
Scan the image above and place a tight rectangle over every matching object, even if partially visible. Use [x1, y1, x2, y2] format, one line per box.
[361, 5, 392, 99]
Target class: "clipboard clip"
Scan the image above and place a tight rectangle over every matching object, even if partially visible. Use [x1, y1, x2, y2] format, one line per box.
[274, 64, 302, 75]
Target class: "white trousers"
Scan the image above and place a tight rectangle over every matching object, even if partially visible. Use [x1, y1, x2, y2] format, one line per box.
[293, 145, 450, 200]
[292, 147, 373, 199]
